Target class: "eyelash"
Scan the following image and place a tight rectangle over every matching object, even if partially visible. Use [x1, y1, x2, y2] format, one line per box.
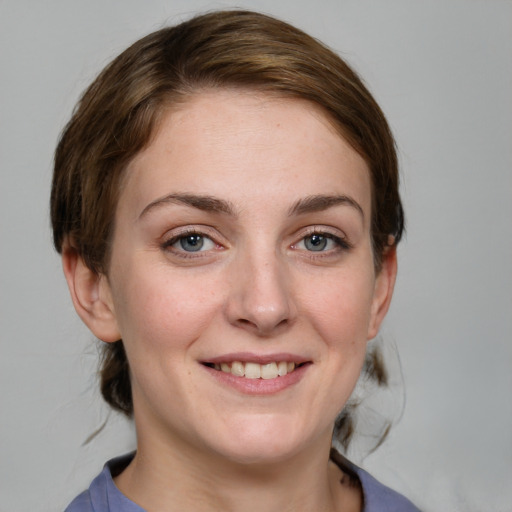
[160, 227, 352, 259]
[161, 228, 222, 259]
[292, 229, 352, 257]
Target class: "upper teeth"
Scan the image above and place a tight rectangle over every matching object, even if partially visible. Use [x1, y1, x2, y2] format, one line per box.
[214, 361, 296, 379]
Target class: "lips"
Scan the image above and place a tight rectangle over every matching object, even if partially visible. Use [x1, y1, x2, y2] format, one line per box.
[201, 353, 310, 381]
[201, 354, 311, 394]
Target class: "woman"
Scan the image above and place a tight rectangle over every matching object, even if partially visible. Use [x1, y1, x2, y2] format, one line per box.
[51, 10, 419, 512]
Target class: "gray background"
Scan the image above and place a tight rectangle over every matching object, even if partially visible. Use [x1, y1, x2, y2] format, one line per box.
[1, 1, 511, 511]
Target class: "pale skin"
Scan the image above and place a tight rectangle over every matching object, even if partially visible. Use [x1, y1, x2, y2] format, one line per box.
[63, 90, 397, 512]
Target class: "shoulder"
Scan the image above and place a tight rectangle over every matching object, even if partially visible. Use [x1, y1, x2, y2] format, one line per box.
[64, 490, 94, 512]
[330, 449, 421, 512]
[354, 465, 421, 512]
[64, 454, 143, 512]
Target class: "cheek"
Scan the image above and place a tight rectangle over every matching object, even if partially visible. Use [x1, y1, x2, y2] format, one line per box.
[300, 267, 376, 348]
[111, 265, 223, 355]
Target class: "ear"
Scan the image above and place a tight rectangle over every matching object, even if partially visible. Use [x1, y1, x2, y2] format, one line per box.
[367, 246, 398, 340]
[61, 241, 121, 343]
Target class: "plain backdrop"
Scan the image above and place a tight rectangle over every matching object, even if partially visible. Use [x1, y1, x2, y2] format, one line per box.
[1, 1, 511, 511]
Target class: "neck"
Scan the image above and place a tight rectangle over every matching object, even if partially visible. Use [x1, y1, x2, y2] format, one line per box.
[114, 430, 358, 512]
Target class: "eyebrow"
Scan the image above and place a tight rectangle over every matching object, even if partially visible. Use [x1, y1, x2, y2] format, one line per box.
[288, 194, 364, 219]
[138, 193, 237, 220]
[138, 192, 364, 221]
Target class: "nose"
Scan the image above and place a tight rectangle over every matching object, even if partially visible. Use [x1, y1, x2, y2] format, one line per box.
[225, 250, 296, 336]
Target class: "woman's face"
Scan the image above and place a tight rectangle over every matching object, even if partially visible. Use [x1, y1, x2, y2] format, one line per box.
[94, 90, 395, 464]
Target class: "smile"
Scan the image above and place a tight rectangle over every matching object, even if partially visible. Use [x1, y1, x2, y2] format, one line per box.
[204, 361, 301, 379]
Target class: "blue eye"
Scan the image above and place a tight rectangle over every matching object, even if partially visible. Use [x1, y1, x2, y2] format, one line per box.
[179, 234, 205, 252]
[304, 234, 330, 251]
[165, 233, 216, 253]
[301, 233, 341, 252]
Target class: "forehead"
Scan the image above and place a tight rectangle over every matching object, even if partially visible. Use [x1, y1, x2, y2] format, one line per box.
[119, 89, 372, 222]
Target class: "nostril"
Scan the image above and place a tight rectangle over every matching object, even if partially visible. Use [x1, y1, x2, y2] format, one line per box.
[236, 318, 253, 328]
[233, 316, 291, 336]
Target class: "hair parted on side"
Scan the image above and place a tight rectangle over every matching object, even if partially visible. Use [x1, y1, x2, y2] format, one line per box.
[51, 9, 404, 447]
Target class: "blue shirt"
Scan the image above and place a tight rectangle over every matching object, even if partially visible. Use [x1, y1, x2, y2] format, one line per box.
[65, 452, 420, 511]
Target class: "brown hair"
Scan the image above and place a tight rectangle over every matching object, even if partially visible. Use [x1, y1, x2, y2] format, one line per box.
[51, 10, 404, 446]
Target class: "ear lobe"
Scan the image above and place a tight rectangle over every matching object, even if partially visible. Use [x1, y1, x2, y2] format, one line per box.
[367, 246, 398, 340]
[62, 242, 121, 343]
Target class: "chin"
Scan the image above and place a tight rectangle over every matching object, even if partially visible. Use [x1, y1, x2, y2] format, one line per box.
[217, 442, 301, 466]
[203, 416, 323, 466]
